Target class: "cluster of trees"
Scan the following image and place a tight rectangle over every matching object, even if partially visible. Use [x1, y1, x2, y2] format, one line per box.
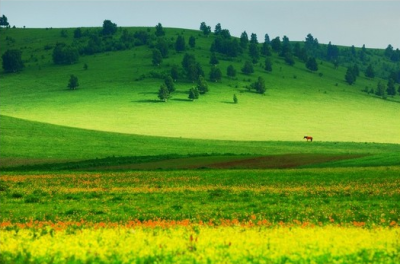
[2, 49, 24, 73]
[0, 15, 9, 28]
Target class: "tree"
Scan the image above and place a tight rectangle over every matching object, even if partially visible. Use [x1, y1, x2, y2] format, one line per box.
[0, 15, 9, 28]
[209, 67, 222, 82]
[214, 23, 222, 35]
[306, 57, 318, 71]
[156, 37, 169, 58]
[200, 22, 211, 36]
[158, 84, 170, 102]
[241, 61, 254, 75]
[175, 35, 186, 52]
[189, 36, 196, 48]
[249, 43, 259, 63]
[53, 43, 79, 65]
[352, 64, 360, 77]
[209, 52, 219, 65]
[164, 76, 175, 93]
[240, 31, 249, 49]
[284, 53, 295, 66]
[227, 65, 236, 78]
[233, 94, 238, 104]
[155, 23, 165, 37]
[365, 64, 375, 78]
[197, 75, 209, 94]
[74, 28, 82, 39]
[102, 20, 117, 36]
[2, 49, 24, 73]
[264, 57, 272, 72]
[68, 75, 79, 90]
[152, 49, 162, 66]
[345, 67, 356, 85]
[250, 33, 258, 44]
[280, 36, 292, 57]
[171, 65, 179, 81]
[271, 37, 281, 52]
[188, 87, 199, 101]
[251, 76, 266, 94]
[387, 78, 396, 96]
[375, 81, 386, 98]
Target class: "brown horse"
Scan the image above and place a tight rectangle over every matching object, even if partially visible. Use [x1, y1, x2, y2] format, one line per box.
[304, 136, 313, 142]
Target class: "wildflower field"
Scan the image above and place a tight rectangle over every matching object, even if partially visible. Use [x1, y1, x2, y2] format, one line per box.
[1, 167, 399, 263]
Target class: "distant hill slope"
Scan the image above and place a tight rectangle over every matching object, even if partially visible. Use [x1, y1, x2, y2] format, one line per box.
[0, 25, 399, 143]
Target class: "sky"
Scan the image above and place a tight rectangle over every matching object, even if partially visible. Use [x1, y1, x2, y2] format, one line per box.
[1, 0, 399, 49]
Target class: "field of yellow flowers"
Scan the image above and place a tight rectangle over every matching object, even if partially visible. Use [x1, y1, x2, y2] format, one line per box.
[1, 167, 399, 263]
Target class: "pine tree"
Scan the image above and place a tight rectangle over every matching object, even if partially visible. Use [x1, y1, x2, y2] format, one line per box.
[197, 76, 209, 94]
[227, 65, 236, 78]
[306, 57, 318, 71]
[188, 87, 199, 101]
[264, 57, 272, 72]
[387, 78, 396, 96]
[68, 75, 79, 90]
[158, 84, 170, 102]
[164, 76, 175, 93]
[345, 67, 356, 85]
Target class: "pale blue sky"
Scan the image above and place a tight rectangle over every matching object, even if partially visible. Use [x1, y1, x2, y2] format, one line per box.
[1, 1, 399, 49]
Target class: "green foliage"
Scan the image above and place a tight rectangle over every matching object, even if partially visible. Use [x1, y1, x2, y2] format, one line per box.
[375, 81, 386, 98]
[233, 94, 238, 104]
[158, 84, 169, 102]
[365, 64, 375, 78]
[197, 75, 209, 94]
[175, 35, 185, 52]
[199, 22, 211, 36]
[152, 49, 162, 66]
[209, 52, 219, 65]
[0, 15, 9, 27]
[249, 43, 259, 63]
[67, 75, 79, 90]
[164, 76, 175, 93]
[188, 36, 196, 48]
[264, 57, 272, 72]
[251, 76, 266, 94]
[241, 61, 254, 75]
[102, 20, 117, 36]
[155, 23, 165, 37]
[53, 43, 79, 65]
[188, 87, 199, 101]
[306, 57, 318, 71]
[2, 49, 24, 73]
[209, 67, 222, 82]
[345, 66, 356, 85]
[386, 78, 396, 96]
[240, 31, 248, 49]
[227, 65, 236, 78]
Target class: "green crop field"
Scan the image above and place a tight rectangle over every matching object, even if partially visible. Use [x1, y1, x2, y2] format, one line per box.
[0, 24, 400, 263]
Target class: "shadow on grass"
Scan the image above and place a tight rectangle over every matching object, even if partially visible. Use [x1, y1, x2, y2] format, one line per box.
[172, 98, 193, 102]
[221, 101, 236, 105]
[133, 99, 163, 103]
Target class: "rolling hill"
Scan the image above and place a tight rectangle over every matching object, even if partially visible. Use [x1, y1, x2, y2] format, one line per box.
[0, 24, 399, 168]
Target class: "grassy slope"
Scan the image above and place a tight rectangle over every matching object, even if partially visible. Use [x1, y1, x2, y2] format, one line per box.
[1, 28, 399, 144]
[1, 115, 399, 169]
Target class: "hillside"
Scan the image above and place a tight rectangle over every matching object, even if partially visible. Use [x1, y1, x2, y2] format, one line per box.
[0, 24, 400, 144]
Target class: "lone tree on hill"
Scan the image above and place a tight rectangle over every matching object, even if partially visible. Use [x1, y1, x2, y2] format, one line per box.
[102, 20, 117, 36]
[2, 49, 24, 73]
[68, 75, 79, 90]
[158, 84, 170, 102]
[188, 87, 200, 101]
